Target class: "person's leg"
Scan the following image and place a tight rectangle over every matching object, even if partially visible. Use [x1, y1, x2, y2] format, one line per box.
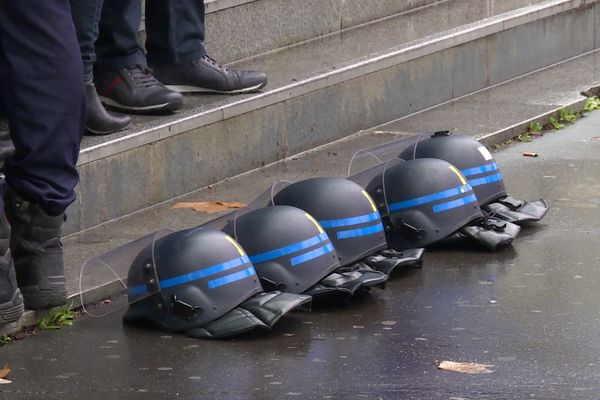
[68, 0, 104, 84]
[0, 0, 85, 309]
[69, 0, 132, 135]
[145, 0, 207, 66]
[93, 0, 183, 114]
[95, 0, 146, 71]
[148, 0, 267, 94]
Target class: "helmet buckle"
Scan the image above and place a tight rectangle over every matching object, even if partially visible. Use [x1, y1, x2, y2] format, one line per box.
[259, 276, 287, 292]
[396, 220, 426, 241]
[170, 295, 203, 321]
[481, 218, 507, 232]
[497, 196, 524, 210]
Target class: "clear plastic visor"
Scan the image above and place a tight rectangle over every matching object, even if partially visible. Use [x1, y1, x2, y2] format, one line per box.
[78, 228, 175, 317]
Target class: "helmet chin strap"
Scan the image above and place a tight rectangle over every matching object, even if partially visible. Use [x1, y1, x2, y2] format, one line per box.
[483, 196, 548, 225]
[452, 216, 521, 251]
[361, 248, 424, 275]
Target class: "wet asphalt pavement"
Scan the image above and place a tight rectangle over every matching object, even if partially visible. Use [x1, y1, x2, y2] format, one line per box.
[3, 112, 600, 400]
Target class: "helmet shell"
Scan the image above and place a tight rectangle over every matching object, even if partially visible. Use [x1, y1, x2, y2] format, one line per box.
[398, 132, 507, 205]
[125, 228, 262, 332]
[223, 206, 340, 294]
[273, 177, 387, 266]
[366, 158, 483, 250]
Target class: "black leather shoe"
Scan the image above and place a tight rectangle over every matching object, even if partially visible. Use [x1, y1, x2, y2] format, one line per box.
[152, 55, 267, 94]
[95, 65, 183, 114]
[85, 83, 131, 135]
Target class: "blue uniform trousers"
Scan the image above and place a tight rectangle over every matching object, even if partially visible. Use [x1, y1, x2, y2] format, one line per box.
[0, 0, 85, 216]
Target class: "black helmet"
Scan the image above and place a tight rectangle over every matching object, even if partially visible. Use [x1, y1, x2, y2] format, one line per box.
[365, 158, 483, 250]
[222, 205, 340, 294]
[272, 177, 387, 266]
[123, 228, 310, 339]
[398, 131, 548, 224]
[398, 132, 506, 206]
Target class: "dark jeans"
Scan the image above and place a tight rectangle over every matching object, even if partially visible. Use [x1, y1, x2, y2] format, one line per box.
[69, 0, 105, 83]
[70, 0, 208, 77]
[0, 0, 85, 216]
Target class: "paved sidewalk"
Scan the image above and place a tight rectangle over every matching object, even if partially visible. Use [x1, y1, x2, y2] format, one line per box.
[2, 111, 600, 399]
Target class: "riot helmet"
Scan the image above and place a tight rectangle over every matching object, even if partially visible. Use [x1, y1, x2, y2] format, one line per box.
[272, 177, 387, 266]
[398, 131, 548, 224]
[365, 158, 483, 250]
[123, 227, 310, 339]
[398, 131, 506, 206]
[222, 205, 340, 294]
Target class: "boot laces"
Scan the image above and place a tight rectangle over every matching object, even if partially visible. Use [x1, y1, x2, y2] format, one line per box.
[201, 55, 228, 72]
[126, 65, 160, 88]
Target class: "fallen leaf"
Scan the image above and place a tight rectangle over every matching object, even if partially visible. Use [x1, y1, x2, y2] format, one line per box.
[0, 378, 11, 384]
[437, 360, 494, 374]
[172, 201, 246, 214]
[0, 365, 10, 379]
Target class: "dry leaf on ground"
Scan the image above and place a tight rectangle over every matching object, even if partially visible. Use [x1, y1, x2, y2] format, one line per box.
[213, 201, 246, 208]
[0, 365, 10, 379]
[437, 360, 494, 374]
[172, 201, 246, 214]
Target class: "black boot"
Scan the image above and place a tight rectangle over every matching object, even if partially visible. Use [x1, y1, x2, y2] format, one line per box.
[5, 189, 67, 309]
[0, 211, 24, 324]
[85, 82, 131, 135]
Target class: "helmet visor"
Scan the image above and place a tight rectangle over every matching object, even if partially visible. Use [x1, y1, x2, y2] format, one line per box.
[78, 228, 175, 317]
[347, 134, 425, 176]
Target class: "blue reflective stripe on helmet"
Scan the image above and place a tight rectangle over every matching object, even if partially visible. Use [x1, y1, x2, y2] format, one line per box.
[290, 243, 335, 266]
[319, 211, 381, 228]
[388, 185, 472, 211]
[460, 162, 498, 177]
[160, 255, 251, 289]
[468, 173, 503, 187]
[336, 223, 384, 239]
[128, 284, 148, 297]
[208, 267, 257, 289]
[432, 194, 478, 213]
[248, 232, 329, 264]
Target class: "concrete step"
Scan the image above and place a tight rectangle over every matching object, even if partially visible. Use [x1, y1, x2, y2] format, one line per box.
[142, 0, 444, 64]
[4, 35, 600, 337]
[69, 0, 598, 237]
